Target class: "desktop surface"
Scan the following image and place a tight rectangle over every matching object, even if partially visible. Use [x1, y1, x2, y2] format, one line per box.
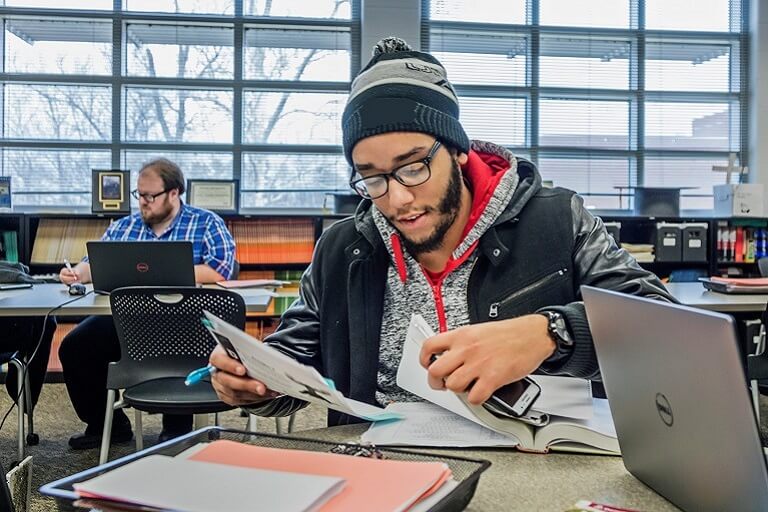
[0, 283, 272, 316]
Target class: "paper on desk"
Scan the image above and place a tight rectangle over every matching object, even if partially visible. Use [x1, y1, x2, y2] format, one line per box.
[203, 311, 401, 422]
[362, 402, 520, 447]
[73, 454, 345, 512]
[397, 314, 593, 423]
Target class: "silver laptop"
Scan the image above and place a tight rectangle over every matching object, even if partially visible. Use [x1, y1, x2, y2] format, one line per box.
[582, 285, 768, 512]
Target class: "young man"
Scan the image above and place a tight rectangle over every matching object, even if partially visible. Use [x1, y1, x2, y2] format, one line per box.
[59, 157, 236, 450]
[210, 38, 674, 425]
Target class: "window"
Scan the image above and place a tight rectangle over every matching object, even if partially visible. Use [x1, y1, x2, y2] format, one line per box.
[5, 19, 112, 75]
[243, 0, 352, 19]
[126, 24, 234, 79]
[0, 1, 358, 208]
[2, 149, 110, 207]
[3, 0, 113, 9]
[427, 0, 746, 211]
[123, 0, 234, 15]
[242, 91, 345, 145]
[124, 87, 233, 143]
[243, 27, 350, 82]
[4, 83, 111, 141]
[241, 152, 348, 208]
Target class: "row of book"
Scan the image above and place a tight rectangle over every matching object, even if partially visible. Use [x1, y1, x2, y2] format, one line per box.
[0, 230, 18, 263]
[227, 218, 315, 265]
[715, 225, 768, 263]
[30, 218, 110, 265]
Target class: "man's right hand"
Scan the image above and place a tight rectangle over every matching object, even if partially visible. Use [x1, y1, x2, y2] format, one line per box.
[209, 345, 280, 406]
[59, 267, 79, 285]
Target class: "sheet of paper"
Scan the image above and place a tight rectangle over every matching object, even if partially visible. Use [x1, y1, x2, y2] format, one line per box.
[528, 375, 593, 420]
[396, 315, 484, 427]
[74, 454, 346, 512]
[397, 314, 593, 422]
[204, 312, 401, 422]
[189, 440, 453, 512]
[561, 398, 617, 438]
[362, 402, 520, 447]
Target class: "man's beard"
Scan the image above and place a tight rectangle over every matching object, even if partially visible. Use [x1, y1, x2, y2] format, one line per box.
[399, 158, 463, 257]
[141, 196, 174, 226]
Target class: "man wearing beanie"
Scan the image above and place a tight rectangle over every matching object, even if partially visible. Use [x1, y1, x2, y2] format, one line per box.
[211, 38, 673, 424]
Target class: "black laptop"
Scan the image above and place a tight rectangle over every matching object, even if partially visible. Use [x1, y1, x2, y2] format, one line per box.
[87, 241, 195, 294]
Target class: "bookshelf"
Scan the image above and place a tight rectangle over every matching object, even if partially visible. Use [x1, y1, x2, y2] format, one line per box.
[600, 215, 765, 279]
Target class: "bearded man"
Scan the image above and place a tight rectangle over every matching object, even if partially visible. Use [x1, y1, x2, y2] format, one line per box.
[209, 37, 674, 427]
[59, 157, 235, 449]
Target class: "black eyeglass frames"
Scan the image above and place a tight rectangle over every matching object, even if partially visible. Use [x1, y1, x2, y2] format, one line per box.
[349, 140, 442, 200]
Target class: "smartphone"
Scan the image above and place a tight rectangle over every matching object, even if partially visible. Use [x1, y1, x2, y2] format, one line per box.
[208, 329, 242, 362]
[483, 377, 541, 418]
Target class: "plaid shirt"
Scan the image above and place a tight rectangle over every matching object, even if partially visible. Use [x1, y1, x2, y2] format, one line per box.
[93, 202, 236, 279]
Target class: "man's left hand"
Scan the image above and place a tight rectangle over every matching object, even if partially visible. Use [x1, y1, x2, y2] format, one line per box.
[419, 315, 557, 405]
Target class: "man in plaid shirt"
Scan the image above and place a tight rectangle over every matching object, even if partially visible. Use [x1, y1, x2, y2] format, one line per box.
[58, 157, 236, 450]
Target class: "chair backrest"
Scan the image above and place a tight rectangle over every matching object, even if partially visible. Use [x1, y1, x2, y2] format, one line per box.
[759, 257, 768, 278]
[107, 286, 246, 390]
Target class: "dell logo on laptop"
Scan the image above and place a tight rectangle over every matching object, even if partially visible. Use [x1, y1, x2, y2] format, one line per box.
[136, 262, 149, 273]
[655, 393, 674, 426]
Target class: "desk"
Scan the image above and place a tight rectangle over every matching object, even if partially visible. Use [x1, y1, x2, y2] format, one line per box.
[665, 282, 768, 313]
[291, 423, 679, 511]
[0, 283, 272, 316]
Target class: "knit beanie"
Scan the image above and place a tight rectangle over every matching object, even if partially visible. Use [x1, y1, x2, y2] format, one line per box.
[341, 37, 470, 166]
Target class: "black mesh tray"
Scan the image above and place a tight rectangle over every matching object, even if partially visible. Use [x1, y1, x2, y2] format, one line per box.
[41, 426, 491, 512]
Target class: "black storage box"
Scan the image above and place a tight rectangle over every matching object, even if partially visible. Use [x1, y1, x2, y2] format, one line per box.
[655, 222, 683, 262]
[682, 223, 708, 262]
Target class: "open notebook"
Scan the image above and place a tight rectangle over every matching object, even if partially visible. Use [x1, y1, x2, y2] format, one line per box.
[393, 314, 619, 455]
[364, 399, 617, 454]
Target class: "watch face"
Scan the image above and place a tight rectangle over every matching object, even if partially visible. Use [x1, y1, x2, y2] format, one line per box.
[554, 316, 573, 345]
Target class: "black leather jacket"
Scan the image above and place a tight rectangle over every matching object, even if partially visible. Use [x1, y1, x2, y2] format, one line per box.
[249, 158, 674, 426]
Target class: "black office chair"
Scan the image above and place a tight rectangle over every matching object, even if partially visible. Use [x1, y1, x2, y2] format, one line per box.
[0, 351, 35, 462]
[99, 286, 245, 464]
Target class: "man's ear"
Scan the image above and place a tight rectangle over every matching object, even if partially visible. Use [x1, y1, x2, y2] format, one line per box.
[456, 151, 469, 166]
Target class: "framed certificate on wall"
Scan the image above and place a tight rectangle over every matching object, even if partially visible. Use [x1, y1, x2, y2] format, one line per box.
[92, 169, 130, 214]
[186, 179, 239, 215]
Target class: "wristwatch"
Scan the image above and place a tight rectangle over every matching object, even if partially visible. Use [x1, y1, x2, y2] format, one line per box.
[539, 310, 574, 357]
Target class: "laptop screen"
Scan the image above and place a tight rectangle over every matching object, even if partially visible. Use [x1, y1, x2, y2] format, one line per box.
[87, 241, 195, 294]
[582, 285, 768, 512]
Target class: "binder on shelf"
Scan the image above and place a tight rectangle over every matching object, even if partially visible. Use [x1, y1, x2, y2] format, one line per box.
[682, 223, 708, 262]
[655, 222, 683, 262]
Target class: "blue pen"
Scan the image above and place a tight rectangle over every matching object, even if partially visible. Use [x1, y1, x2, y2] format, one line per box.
[185, 364, 216, 386]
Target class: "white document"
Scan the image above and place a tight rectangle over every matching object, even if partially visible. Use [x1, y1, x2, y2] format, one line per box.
[203, 311, 401, 422]
[396, 314, 594, 428]
[362, 402, 520, 447]
[74, 454, 345, 512]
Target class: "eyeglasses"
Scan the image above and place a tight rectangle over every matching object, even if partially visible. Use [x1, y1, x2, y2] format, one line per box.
[131, 188, 170, 203]
[349, 140, 441, 200]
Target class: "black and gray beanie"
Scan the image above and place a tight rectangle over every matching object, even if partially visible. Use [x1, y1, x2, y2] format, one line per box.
[341, 37, 470, 165]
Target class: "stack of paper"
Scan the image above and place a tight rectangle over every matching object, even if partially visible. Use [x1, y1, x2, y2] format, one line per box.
[73, 454, 345, 512]
[700, 276, 768, 294]
[74, 440, 453, 512]
[215, 279, 289, 289]
[188, 440, 452, 512]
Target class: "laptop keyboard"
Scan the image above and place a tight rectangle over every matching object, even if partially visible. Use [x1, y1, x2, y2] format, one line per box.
[31, 273, 60, 283]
